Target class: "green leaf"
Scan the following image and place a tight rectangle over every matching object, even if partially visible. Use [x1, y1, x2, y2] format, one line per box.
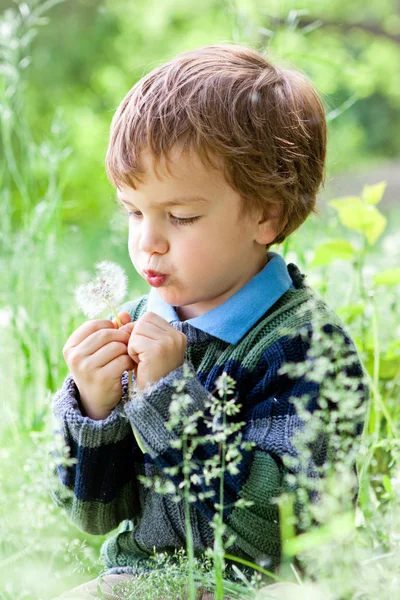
[362, 181, 387, 205]
[328, 197, 387, 245]
[382, 474, 393, 496]
[336, 302, 365, 324]
[385, 339, 400, 360]
[368, 400, 376, 434]
[284, 512, 354, 556]
[329, 196, 360, 213]
[310, 239, 356, 267]
[365, 354, 400, 380]
[373, 268, 400, 286]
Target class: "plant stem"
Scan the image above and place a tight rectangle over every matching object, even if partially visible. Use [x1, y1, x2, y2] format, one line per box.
[111, 306, 132, 395]
[355, 238, 368, 353]
[128, 370, 133, 398]
[278, 493, 296, 581]
[111, 305, 147, 454]
[214, 401, 227, 599]
[223, 553, 283, 581]
[183, 434, 196, 600]
[111, 307, 123, 327]
[370, 292, 397, 439]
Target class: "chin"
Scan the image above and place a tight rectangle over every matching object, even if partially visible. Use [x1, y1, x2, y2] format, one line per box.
[157, 288, 185, 306]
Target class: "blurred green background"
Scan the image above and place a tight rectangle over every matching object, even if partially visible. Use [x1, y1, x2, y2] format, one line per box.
[1, 0, 400, 233]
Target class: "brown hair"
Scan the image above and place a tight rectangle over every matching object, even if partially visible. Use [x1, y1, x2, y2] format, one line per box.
[105, 43, 327, 249]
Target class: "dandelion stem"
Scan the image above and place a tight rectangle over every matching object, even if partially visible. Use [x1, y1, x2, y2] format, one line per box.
[111, 306, 122, 327]
[109, 304, 133, 397]
[128, 369, 132, 397]
[131, 422, 148, 454]
[111, 304, 147, 454]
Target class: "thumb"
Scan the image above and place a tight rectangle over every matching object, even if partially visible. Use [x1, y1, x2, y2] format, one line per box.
[118, 312, 132, 326]
[112, 311, 132, 328]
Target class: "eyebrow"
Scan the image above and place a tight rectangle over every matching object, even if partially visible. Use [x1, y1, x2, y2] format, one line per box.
[117, 194, 209, 208]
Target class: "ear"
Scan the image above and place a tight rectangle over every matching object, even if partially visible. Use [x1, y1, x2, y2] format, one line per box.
[255, 210, 288, 245]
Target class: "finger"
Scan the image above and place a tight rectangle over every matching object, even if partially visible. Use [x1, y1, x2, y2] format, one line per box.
[112, 312, 132, 328]
[119, 312, 132, 326]
[99, 353, 136, 379]
[120, 322, 135, 335]
[127, 343, 140, 363]
[65, 320, 116, 350]
[67, 328, 131, 360]
[127, 329, 169, 360]
[127, 333, 152, 360]
[87, 340, 132, 369]
[139, 311, 172, 332]
[130, 320, 174, 341]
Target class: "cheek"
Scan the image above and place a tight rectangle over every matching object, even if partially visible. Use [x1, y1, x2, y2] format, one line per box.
[127, 229, 138, 261]
[128, 223, 140, 246]
[185, 232, 227, 270]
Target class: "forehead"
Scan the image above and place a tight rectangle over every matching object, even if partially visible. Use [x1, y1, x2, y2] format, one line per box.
[139, 144, 226, 182]
[117, 144, 233, 205]
[116, 188, 210, 208]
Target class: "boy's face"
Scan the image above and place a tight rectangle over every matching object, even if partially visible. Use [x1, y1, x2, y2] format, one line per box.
[117, 144, 279, 321]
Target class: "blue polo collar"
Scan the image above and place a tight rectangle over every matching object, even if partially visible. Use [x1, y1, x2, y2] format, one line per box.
[146, 251, 295, 344]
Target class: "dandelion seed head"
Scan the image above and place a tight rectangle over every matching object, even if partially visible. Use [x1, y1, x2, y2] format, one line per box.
[75, 260, 127, 318]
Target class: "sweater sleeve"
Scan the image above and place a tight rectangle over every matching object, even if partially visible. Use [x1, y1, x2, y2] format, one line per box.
[121, 321, 369, 569]
[51, 372, 143, 535]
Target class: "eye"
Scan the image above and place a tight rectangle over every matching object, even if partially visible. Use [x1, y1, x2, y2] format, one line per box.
[170, 215, 200, 226]
[129, 211, 200, 226]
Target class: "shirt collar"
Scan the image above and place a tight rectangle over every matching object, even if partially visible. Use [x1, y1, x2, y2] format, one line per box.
[146, 251, 295, 344]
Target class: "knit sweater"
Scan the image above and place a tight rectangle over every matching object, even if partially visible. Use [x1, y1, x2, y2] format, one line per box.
[51, 252, 370, 579]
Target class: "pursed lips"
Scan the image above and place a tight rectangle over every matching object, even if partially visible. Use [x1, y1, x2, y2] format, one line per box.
[144, 269, 167, 277]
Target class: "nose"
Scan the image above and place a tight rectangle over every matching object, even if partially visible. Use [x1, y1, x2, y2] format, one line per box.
[135, 219, 169, 254]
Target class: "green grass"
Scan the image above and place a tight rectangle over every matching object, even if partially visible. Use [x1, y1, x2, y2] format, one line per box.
[1, 202, 399, 599]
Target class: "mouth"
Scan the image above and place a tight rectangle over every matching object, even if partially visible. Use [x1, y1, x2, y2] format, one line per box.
[144, 269, 167, 277]
[144, 270, 168, 287]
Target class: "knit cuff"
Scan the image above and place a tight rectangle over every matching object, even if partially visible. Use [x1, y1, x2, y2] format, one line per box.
[52, 373, 132, 448]
[123, 360, 211, 459]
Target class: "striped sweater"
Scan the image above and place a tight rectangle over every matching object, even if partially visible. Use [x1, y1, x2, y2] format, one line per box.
[51, 252, 370, 579]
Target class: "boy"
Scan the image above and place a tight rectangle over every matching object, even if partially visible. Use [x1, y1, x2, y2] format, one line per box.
[51, 43, 370, 599]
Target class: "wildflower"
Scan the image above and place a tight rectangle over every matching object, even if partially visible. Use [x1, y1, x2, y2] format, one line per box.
[75, 261, 127, 319]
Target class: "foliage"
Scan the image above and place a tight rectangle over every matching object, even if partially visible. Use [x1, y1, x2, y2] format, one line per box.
[1, 0, 400, 227]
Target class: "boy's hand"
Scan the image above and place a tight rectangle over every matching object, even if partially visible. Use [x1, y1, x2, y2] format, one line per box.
[120, 312, 187, 392]
[63, 312, 135, 420]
